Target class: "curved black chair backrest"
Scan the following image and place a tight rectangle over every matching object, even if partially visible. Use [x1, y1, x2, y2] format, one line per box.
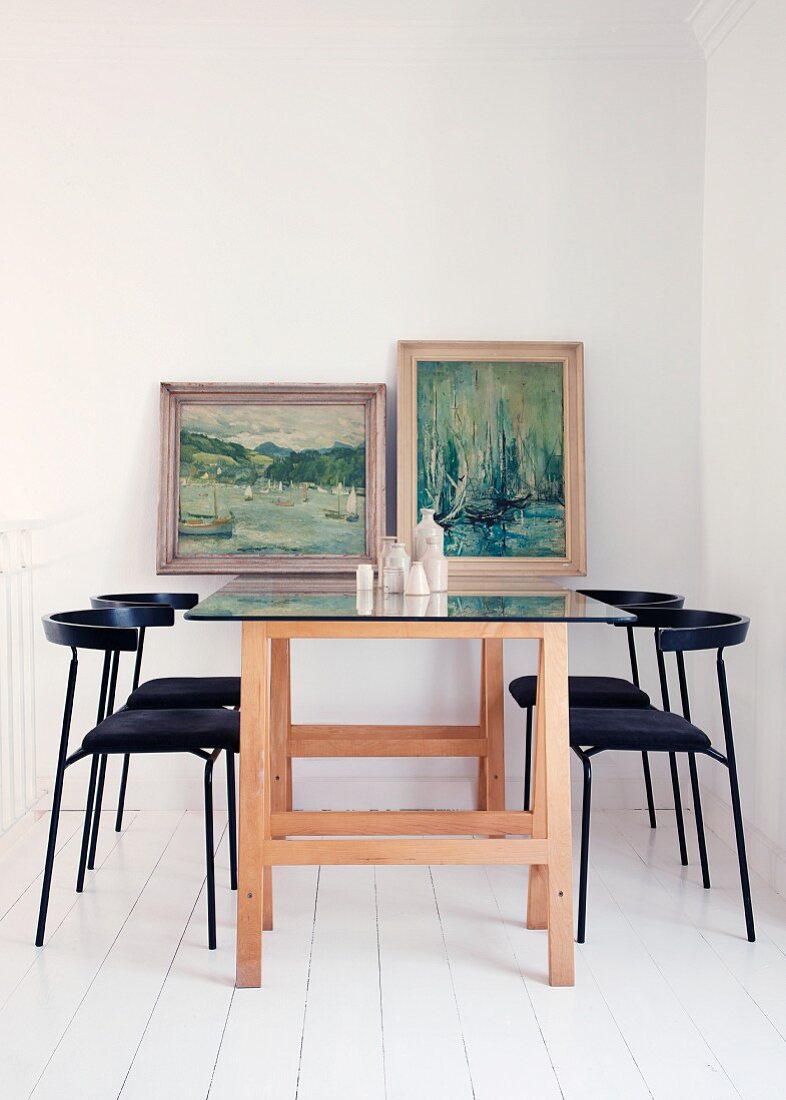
[613, 606, 750, 734]
[89, 593, 196, 690]
[43, 606, 176, 742]
[577, 589, 685, 690]
[578, 589, 685, 610]
[43, 605, 173, 650]
[91, 592, 199, 612]
[626, 607, 750, 652]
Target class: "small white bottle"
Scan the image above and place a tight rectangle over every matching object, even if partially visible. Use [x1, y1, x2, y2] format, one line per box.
[421, 533, 448, 592]
[378, 536, 396, 589]
[383, 542, 407, 594]
[399, 541, 411, 584]
[356, 563, 374, 591]
[404, 559, 430, 597]
[413, 508, 444, 561]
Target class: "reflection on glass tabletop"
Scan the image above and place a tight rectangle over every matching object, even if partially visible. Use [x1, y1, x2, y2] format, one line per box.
[185, 578, 637, 623]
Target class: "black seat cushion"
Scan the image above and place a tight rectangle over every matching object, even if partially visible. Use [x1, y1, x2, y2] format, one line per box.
[125, 676, 241, 710]
[82, 707, 239, 754]
[569, 707, 711, 753]
[508, 675, 650, 710]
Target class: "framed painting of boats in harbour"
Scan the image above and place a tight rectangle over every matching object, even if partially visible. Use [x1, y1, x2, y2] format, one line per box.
[397, 341, 585, 591]
[157, 382, 386, 579]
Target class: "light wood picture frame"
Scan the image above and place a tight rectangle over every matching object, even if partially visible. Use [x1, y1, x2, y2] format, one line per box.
[158, 382, 386, 578]
[397, 341, 585, 590]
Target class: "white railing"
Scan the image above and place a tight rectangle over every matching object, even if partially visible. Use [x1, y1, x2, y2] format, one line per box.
[0, 525, 37, 835]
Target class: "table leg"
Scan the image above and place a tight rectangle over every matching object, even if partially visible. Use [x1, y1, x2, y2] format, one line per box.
[481, 638, 506, 833]
[285, 641, 293, 811]
[526, 639, 548, 930]
[268, 638, 291, 932]
[542, 623, 574, 986]
[477, 643, 487, 811]
[236, 622, 269, 988]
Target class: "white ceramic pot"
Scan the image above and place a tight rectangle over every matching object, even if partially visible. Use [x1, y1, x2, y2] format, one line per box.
[356, 563, 374, 591]
[383, 542, 407, 594]
[378, 536, 396, 588]
[421, 534, 448, 592]
[404, 560, 430, 596]
[413, 508, 444, 561]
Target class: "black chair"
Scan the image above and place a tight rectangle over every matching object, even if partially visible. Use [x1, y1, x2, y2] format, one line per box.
[509, 590, 685, 822]
[90, 592, 240, 836]
[571, 608, 754, 945]
[37, 607, 238, 951]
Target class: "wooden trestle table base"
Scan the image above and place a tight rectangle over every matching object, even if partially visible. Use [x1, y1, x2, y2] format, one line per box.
[184, 583, 635, 991]
[237, 618, 573, 988]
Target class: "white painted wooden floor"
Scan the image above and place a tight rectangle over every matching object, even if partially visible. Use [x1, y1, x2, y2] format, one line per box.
[2, 808, 786, 1100]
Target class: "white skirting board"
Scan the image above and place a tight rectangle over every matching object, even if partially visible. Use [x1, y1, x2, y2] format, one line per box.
[697, 784, 786, 901]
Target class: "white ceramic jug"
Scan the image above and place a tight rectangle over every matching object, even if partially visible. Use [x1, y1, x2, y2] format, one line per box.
[413, 508, 444, 561]
[421, 533, 448, 592]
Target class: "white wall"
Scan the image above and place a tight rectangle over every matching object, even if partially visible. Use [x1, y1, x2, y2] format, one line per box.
[699, 0, 786, 883]
[0, 8, 706, 811]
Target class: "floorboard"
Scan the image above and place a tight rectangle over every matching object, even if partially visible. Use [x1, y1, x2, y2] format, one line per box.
[294, 866, 385, 1100]
[207, 866, 320, 1100]
[117, 826, 236, 1100]
[376, 863, 474, 1100]
[0, 811, 183, 1099]
[1, 809, 785, 1100]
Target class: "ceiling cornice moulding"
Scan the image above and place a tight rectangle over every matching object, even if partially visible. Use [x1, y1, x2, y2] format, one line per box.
[0, 17, 704, 63]
[688, 0, 760, 57]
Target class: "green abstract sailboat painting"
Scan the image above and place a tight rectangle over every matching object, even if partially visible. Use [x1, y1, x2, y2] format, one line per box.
[397, 342, 585, 589]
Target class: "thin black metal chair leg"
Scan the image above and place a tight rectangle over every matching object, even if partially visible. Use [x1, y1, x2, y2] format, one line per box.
[523, 707, 533, 811]
[728, 757, 755, 941]
[36, 762, 67, 947]
[37, 654, 78, 947]
[115, 754, 130, 832]
[76, 755, 100, 893]
[204, 756, 217, 950]
[669, 752, 689, 866]
[87, 754, 108, 870]
[226, 750, 238, 891]
[577, 752, 592, 944]
[642, 751, 657, 828]
[688, 753, 711, 889]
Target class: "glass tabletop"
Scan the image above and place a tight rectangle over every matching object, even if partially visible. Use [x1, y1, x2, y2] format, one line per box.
[185, 577, 637, 623]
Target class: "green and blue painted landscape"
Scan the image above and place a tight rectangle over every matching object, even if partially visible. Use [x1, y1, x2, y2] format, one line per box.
[178, 403, 366, 556]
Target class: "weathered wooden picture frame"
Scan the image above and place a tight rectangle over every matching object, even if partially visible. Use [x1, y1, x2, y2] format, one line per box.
[157, 382, 386, 578]
[397, 341, 585, 589]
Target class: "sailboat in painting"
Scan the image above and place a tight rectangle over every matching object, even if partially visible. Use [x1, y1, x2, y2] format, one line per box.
[323, 483, 345, 520]
[345, 486, 359, 522]
[179, 478, 234, 538]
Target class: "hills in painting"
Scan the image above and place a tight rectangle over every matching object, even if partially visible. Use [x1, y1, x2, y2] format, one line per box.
[180, 430, 364, 489]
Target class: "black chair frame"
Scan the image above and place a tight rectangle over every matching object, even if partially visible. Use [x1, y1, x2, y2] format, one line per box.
[573, 608, 754, 945]
[37, 607, 237, 951]
[521, 590, 685, 829]
[90, 593, 211, 838]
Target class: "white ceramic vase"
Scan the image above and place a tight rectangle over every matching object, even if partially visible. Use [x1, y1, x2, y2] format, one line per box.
[413, 508, 444, 561]
[383, 541, 408, 594]
[421, 533, 448, 592]
[378, 536, 396, 588]
[404, 560, 430, 596]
